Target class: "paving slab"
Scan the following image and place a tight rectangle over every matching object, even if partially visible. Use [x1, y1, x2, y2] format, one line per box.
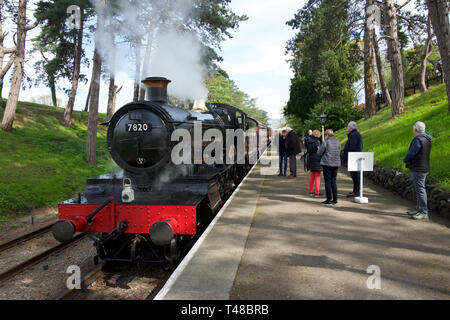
[159, 159, 267, 300]
[159, 150, 450, 300]
[231, 153, 450, 299]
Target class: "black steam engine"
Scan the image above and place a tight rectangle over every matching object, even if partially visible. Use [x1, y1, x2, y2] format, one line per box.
[52, 77, 270, 267]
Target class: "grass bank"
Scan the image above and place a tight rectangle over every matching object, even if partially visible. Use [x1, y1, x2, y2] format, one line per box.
[335, 84, 449, 190]
[0, 99, 119, 219]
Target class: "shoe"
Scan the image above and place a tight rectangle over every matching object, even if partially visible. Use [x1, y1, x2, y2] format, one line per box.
[346, 192, 356, 198]
[309, 193, 314, 197]
[331, 200, 338, 205]
[321, 200, 333, 207]
[278, 173, 283, 176]
[288, 175, 296, 179]
[411, 212, 429, 220]
[407, 209, 419, 216]
[314, 193, 322, 198]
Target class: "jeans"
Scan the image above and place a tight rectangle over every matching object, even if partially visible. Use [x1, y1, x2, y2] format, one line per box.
[411, 171, 428, 214]
[322, 165, 338, 202]
[309, 171, 321, 194]
[279, 152, 287, 175]
[289, 155, 297, 176]
[350, 171, 360, 195]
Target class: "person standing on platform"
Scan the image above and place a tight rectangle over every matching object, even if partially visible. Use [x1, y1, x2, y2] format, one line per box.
[404, 121, 433, 220]
[343, 121, 363, 198]
[306, 130, 322, 197]
[286, 127, 302, 178]
[278, 129, 288, 176]
[304, 129, 312, 147]
[317, 129, 341, 206]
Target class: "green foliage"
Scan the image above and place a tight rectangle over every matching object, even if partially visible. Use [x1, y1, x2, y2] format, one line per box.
[284, 113, 304, 136]
[206, 73, 269, 125]
[30, 0, 93, 101]
[191, 0, 248, 47]
[285, 74, 319, 121]
[285, 0, 361, 119]
[0, 98, 119, 217]
[403, 42, 441, 88]
[335, 84, 450, 190]
[304, 98, 364, 134]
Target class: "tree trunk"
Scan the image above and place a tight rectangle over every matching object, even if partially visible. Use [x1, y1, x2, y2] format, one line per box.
[84, 78, 92, 112]
[106, 17, 116, 121]
[64, 14, 84, 127]
[133, 40, 141, 102]
[0, 18, 5, 100]
[110, 85, 122, 118]
[112, 86, 121, 114]
[1, 0, 27, 131]
[86, 47, 101, 165]
[419, 16, 433, 93]
[139, 31, 154, 100]
[106, 74, 115, 121]
[0, 7, 12, 99]
[49, 74, 57, 107]
[383, 0, 405, 117]
[426, 0, 450, 109]
[364, 0, 376, 119]
[373, 30, 392, 106]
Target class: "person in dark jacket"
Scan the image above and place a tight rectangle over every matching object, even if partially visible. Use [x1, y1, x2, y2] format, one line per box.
[317, 129, 341, 206]
[278, 129, 287, 176]
[343, 121, 363, 198]
[286, 127, 302, 178]
[306, 130, 322, 197]
[304, 129, 312, 147]
[403, 121, 433, 220]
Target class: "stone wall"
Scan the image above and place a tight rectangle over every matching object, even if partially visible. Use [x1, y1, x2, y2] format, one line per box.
[365, 165, 450, 219]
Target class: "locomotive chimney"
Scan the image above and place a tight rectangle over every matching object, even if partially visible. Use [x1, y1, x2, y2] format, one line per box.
[141, 77, 171, 103]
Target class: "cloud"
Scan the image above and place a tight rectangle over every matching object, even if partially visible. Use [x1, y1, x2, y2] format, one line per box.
[215, 0, 304, 121]
[220, 46, 292, 77]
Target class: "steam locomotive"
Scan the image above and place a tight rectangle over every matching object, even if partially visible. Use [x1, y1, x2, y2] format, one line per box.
[52, 77, 271, 267]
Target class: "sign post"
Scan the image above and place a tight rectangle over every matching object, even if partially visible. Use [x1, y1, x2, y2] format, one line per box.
[348, 152, 374, 204]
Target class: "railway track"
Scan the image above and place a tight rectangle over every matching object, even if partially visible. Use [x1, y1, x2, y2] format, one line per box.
[50, 263, 104, 300]
[50, 262, 171, 300]
[0, 224, 53, 253]
[0, 232, 87, 285]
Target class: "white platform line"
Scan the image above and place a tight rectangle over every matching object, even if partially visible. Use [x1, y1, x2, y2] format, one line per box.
[153, 148, 269, 300]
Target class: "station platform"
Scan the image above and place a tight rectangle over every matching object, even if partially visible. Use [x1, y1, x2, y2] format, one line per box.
[156, 150, 450, 300]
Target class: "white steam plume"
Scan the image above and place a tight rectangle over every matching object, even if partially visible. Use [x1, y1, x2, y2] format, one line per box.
[92, 0, 208, 101]
[149, 28, 208, 100]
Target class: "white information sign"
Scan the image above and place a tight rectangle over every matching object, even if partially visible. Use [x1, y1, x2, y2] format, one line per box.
[348, 152, 374, 172]
[347, 152, 374, 204]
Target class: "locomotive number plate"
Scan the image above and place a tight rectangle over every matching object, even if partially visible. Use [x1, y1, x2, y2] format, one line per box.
[126, 123, 151, 132]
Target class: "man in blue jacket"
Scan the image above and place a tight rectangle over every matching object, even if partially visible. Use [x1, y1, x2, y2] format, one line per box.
[343, 121, 363, 198]
[404, 121, 433, 220]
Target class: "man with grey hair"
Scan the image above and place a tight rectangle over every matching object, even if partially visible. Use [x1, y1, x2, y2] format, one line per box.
[404, 121, 433, 220]
[343, 121, 363, 197]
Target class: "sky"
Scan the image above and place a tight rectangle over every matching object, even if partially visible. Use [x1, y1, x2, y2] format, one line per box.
[217, 0, 305, 121]
[1, 0, 305, 123]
